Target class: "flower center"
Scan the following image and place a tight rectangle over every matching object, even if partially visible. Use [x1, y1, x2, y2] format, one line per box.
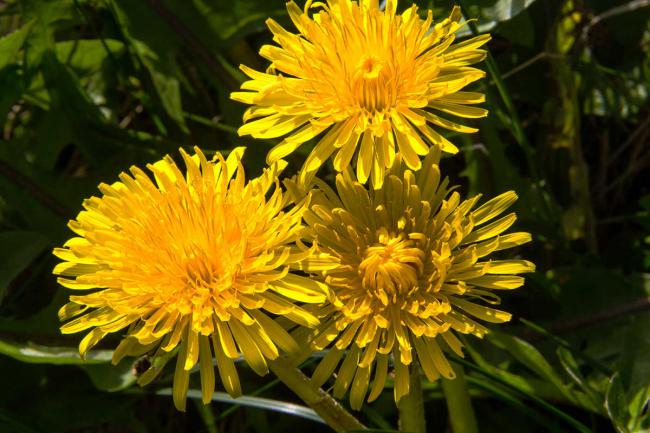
[359, 231, 424, 301]
[182, 252, 239, 293]
[352, 56, 396, 113]
[162, 206, 249, 328]
[360, 56, 383, 79]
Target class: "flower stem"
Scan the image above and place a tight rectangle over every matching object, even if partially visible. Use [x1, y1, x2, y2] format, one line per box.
[442, 362, 478, 433]
[268, 357, 366, 433]
[398, 366, 426, 433]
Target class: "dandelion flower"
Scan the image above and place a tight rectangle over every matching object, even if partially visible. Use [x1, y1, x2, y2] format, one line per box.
[53, 147, 326, 410]
[293, 147, 534, 409]
[232, 1, 490, 188]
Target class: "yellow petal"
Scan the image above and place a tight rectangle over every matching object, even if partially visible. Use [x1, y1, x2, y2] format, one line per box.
[413, 336, 441, 382]
[311, 347, 343, 388]
[429, 101, 488, 119]
[250, 310, 299, 356]
[212, 333, 242, 398]
[173, 339, 190, 411]
[79, 328, 106, 358]
[472, 191, 518, 225]
[368, 353, 389, 402]
[356, 130, 374, 184]
[215, 319, 239, 359]
[393, 354, 410, 403]
[426, 337, 455, 379]
[229, 320, 268, 376]
[333, 129, 361, 172]
[451, 298, 512, 323]
[470, 275, 526, 290]
[333, 345, 360, 399]
[199, 335, 216, 404]
[486, 260, 535, 274]
[349, 365, 371, 410]
[184, 328, 200, 370]
[462, 213, 517, 244]
[495, 232, 533, 250]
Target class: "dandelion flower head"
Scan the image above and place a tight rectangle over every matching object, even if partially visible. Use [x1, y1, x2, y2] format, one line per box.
[232, 0, 490, 187]
[53, 147, 326, 410]
[293, 147, 534, 409]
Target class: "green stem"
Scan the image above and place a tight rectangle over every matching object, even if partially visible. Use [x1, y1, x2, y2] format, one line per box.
[442, 363, 478, 433]
[268, 357, 366, 433]
[194, 399, 219, 433]
[183, 111, 239, 135]
[398, 366, 427, 433]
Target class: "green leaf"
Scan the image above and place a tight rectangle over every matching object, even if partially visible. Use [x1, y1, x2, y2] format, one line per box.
[495, 8, 534, 48]
[620, 314, 650, 399]
[20, 0, 75, 71]
[0, 66, 26, 122]
[466, 376, 564, 432]
[606, 374, 631, 433]
[110, 0, 187, 132]
[475, 0, 538, 22]
[451, 355, 595, 433]
[0, 22, 34, 120]
[55, 39, 125, 75]
[627, 386, 650, 431]
[81, 359, 137, 391]
[487, 331, 573, 400]
[556, 347, 603, 412]
[0, 231, 48, 301]
[185, 0, 286, 46]
[0, 338, 112, 365]
[0, 21, 33, 69]
[38, 50, 122, 166]
[457, 0, 539, 36]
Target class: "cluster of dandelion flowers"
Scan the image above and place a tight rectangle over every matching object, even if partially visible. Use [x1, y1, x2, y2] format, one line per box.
[232, 0, 490, 188]
[53, 147, 328, 411]
[293, 147, 534, 409]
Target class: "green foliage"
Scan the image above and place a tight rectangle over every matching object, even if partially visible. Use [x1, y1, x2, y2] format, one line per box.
[0, 0, 648, 432]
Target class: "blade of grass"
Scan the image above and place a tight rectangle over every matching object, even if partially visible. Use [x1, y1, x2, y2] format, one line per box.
[217, 378, 281, 421]
[156, 388, 325, 425]
[398, 366, 426, 433]
[194, 399, 219, 433]
[442, 363, 478, 433]
[520, 318, 613, 376]
[362, 404, 396, 430]
[449, 355, 595, 433]
[467, 376, 564, 433]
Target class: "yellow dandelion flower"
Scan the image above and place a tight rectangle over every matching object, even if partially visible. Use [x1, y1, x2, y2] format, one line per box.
[291, 147, 534, 409]
[53, 147, 326, 411]
[232, 1, 490, 188]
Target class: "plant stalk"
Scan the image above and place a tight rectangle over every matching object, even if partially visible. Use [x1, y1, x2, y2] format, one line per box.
[268, 357, 366, 433]
[442, 363, 479, 433]
[398, 366, 427, 433]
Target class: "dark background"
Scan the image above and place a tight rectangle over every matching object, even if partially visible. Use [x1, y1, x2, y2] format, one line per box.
[0, 0, 648, 432]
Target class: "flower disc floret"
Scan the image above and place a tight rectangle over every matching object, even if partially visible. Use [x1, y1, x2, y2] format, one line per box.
[53, 147, 326, 410]
[296, 147, 534, 409]
[232, 0, 490, 187]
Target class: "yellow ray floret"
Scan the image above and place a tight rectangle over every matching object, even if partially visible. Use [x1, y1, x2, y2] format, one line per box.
[232, 0, 490, 188]
[292, 146, 533, 409]
[53, 147, 326, 411]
